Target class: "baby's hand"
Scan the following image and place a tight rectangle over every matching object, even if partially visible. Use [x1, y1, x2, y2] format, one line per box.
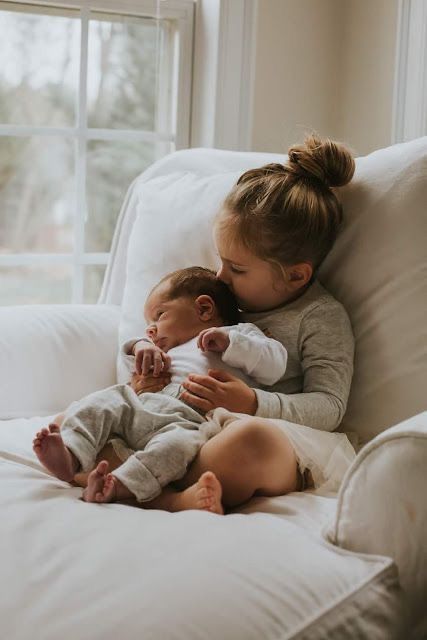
[133, 340, 171, 376]
[129, 371, 171, 395]
[197, 327, 230, 353]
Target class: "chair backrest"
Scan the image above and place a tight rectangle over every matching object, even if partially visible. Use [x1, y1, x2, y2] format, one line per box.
[101, 140, 427, 443]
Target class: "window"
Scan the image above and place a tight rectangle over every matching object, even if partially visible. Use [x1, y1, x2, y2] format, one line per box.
[0, 0, 193, 304]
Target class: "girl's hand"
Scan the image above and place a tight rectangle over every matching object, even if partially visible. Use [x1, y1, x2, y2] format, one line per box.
[197, 327, 230, 353]
[180, 369, 257, 414]
[133, 340, 171, 376]
[129, 371, 171, 394]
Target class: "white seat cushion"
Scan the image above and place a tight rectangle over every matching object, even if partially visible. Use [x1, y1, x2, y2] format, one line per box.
[0, 416, 403, 640]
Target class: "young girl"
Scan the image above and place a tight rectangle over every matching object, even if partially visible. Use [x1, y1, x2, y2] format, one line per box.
[74, 133, 356, 514]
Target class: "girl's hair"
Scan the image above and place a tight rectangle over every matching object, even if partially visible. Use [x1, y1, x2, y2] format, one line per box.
[216, 133, 355, 273]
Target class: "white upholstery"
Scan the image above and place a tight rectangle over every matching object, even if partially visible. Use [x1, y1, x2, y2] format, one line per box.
[0, 305, 120, 419]
[0, 417, 404, 640]
[327, 411, 427, 624]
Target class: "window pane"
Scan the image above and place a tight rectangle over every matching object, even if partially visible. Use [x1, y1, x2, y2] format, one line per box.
[87, 13, 171, 131]
[0, 264, 72, 304]
[85, 139, 171, 252]
[0, 136, 75, 254]
[84, 264, 106, 303]
[0, 5, 80, 127]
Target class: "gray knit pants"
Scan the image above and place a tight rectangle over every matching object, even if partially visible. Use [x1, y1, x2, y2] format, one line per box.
[60, 384, 221, 502]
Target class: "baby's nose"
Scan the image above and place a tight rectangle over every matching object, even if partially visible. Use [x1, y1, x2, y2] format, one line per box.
[146, 324, 157, 339]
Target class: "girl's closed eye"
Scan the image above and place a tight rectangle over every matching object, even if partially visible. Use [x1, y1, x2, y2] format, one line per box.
[230, 265, 246, 274]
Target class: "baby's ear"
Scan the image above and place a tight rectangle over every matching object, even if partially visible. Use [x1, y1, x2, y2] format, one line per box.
[195, 295, 216, 321]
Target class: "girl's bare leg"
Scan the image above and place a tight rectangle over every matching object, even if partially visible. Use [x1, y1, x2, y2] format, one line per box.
[172, 417, 298, 506]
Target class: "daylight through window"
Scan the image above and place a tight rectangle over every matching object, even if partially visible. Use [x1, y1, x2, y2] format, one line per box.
[0, 0, 193, 303]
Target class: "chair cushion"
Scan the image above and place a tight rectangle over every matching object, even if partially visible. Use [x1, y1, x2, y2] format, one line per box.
[0, 416, 404, 640]
[0, 305, 120, 419]
[117, 138, 427, 442]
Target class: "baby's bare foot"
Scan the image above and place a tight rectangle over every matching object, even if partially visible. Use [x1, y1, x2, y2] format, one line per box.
[32, 424, 79, 482]
[82, 460, 111, 502]
[82, 461, 134, 503]
[179, 471, 224, 514]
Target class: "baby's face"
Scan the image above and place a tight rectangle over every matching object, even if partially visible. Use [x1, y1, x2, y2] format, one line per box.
[144, 283, 204, 352]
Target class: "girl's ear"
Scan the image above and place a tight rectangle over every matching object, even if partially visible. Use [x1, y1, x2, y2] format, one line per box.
[195, 295, 216, 321]
[287, 263, 313, 289]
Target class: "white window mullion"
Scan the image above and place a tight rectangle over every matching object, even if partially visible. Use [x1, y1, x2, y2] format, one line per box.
[73, 5, 89, 303]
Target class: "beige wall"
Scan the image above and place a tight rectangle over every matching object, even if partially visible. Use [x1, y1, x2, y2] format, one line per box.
[251, 0, 399, 156]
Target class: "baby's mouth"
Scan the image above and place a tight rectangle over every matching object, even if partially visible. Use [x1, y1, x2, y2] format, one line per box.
[154, 336, 168, 350]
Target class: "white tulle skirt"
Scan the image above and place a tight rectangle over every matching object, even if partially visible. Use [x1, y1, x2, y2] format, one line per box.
[205, 408, 356, 494]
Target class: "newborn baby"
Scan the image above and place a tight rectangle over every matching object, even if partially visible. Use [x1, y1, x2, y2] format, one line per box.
[33, 266, 287, 509]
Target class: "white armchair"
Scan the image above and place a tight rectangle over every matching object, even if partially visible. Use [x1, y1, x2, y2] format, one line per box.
[0, 138, 426, 640]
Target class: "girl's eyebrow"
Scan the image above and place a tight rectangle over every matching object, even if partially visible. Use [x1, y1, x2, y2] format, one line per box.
[219, 254, 247, 267]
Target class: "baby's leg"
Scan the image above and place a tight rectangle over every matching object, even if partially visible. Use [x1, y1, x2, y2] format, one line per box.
[110, 417, 298, 514]
[72, 442, 123, 488]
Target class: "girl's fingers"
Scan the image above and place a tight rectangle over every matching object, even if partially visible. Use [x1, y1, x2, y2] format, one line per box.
[180, 390, 212, 413]
[181, 380, 214, 400]
[185, 373, 219, 391]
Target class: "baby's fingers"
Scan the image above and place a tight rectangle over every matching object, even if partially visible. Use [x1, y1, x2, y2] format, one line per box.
[142, 352, 154, 375]
[161, 352, 172, 372]
[152, 351, 164, 376]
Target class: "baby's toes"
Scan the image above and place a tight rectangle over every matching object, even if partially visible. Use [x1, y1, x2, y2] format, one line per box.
[48, 424, 60, 434]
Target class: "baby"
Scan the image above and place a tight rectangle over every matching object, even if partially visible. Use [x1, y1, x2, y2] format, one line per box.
[33, 266, 287, 508]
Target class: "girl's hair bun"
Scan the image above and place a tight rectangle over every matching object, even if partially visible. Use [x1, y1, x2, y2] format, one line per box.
[287, 133, 355, 188]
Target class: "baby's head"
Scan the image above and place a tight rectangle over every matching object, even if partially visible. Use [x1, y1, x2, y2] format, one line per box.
[143, 266, 240, 352]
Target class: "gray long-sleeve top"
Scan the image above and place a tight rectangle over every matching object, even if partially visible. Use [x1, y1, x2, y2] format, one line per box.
[243, 280, 354, 432]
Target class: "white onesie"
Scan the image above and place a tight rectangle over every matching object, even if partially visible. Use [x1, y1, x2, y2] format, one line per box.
[120, 322, 288, 389]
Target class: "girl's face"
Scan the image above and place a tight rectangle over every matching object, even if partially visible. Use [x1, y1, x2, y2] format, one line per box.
[214, 229, 290, 313]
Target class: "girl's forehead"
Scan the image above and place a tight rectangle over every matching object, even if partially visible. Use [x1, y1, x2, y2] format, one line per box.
[214, 233, 265, 267]
[214, 229, 250, 262]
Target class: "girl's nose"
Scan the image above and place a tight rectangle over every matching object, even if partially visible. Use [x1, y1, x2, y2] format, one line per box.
[216, 265, 228, 283]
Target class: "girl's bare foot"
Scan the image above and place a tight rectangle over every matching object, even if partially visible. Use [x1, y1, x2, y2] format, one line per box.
[32, 424, 79, 482]
[176, 471, 224, 514]
[82, 460, 134, 503]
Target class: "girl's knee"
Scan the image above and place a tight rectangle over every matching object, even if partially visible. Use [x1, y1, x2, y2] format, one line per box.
[226, 418, 279, 456]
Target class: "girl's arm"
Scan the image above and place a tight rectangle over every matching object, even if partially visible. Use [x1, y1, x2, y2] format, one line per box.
[254, 303, 355, 432]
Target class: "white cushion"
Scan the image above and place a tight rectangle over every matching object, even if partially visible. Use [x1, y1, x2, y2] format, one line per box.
[117, 138, 427, 444]
[0, 416, 403, 639]
[118, 171, 241, 380]
[326, 411, 427, 625]
[319, 137, 427, 442]
[0, 305, 120, 419]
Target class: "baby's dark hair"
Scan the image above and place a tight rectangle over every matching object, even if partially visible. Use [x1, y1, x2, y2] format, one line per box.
[216, 132, 355, 274]
[154, 266, 240, 325]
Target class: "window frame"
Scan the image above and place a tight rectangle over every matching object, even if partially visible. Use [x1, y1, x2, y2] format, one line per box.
[0, 0, 194, 303]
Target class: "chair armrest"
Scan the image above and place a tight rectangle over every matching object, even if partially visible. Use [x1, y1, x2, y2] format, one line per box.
[0, 304, 121, 419]
[326, 412, 427, 625]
